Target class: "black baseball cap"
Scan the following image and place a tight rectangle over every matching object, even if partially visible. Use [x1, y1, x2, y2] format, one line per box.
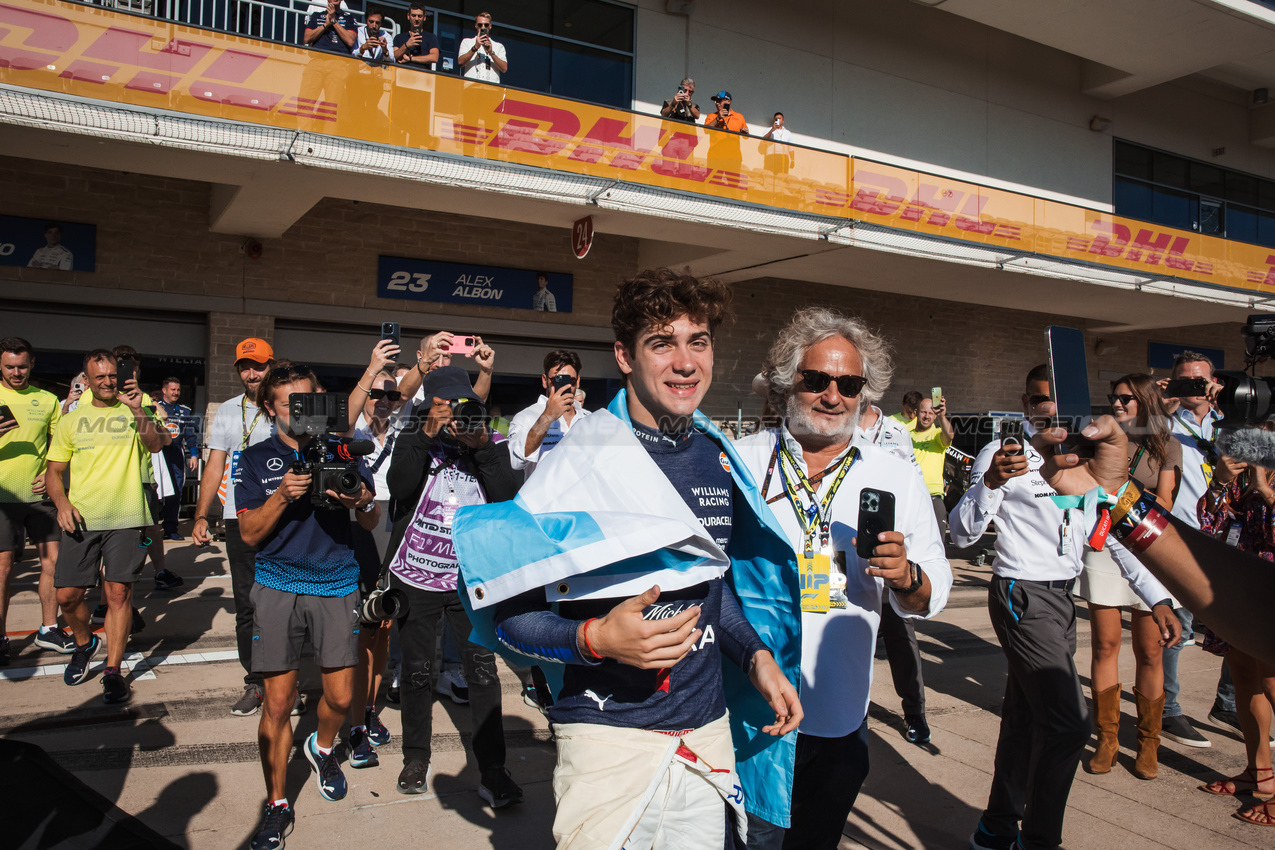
[421, 366, 475, 401]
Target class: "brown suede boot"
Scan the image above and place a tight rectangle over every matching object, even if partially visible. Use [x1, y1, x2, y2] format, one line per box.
[1134, 687, 1164, 780]
[1088, 683, 1122, 774]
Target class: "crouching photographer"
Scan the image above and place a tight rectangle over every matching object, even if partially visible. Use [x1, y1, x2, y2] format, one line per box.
[383, 366, 523, 805]
[233, 361, 380, 850]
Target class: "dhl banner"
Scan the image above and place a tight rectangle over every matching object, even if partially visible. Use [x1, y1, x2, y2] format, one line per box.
[3, 0, 1274, 294]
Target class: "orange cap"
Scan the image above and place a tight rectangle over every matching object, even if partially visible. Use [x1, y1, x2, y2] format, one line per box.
[235, 338, 273, 364]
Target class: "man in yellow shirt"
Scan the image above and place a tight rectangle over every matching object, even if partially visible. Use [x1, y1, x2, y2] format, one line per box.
[911, 394, 954, 532]
[45, 349, 167, 703]
[0, 337, 73, 666]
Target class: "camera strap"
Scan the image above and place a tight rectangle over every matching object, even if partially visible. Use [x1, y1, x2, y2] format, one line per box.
[370, 433, 396, 473]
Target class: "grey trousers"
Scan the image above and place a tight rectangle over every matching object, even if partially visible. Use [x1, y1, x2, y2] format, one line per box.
[981, 577, 1090, 850]
[879, 598, 925, 714]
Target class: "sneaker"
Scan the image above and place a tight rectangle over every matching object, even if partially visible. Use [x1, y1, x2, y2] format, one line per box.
[969, 821, 1018, 850]
[904, 713, 931, 745]
[153, 569, 184, 591]
[33, 627, 76, 654]
[397, 759, 431, 795]
[521, 682, 543, 711]
[365, 708, 390, 746]
[302, 732, 347, 802]
[1162, 714, 1211, 748]
[130, 607, 146, 634]
[349, 727, 379, 768]
[64, 635, 101, 685]
[1208, 706, 1275, 744]
[478, 766, 523, 808]
[250, 801, 294, 850]
[90, 604, 107, 626]
[232, 684, 264, 716]
[385, 683, 400, 705]
[102, 669, 131, 704]
[291, 692, 308, 717]
[437, 668, 469, 704]
[0, 637, 9, 667]
[165, 532, 186, 541]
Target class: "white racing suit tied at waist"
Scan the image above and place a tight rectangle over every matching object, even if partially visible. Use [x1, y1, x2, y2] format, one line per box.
[551, 713, 746, 850]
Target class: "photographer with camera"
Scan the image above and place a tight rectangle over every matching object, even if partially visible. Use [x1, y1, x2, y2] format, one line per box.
[383, 366, 522, 804]
[235, 361, 379, 849]
[457, 12, 507, 83]
[508, 349, 586, 480]
[659, 77, 700, 123]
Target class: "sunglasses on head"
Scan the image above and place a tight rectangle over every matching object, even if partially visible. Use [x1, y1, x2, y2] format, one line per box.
[1027, 393, 1052, 406]
[270, 364, 313, 380]
[799, 369, 867, 398]
[369, 388, 401, 401]
[1108, 393, 1135, 407]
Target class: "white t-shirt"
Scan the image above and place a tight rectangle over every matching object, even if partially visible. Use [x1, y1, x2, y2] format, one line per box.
[352, 402, 414, 499]
[1168, 406, 1218, 530]
[736, 427, 952, 738]
[458, 36, 506, 83]
[507, 395, 586, 479]
[765, 126, 792, 142]
[207, 393, 274, 515]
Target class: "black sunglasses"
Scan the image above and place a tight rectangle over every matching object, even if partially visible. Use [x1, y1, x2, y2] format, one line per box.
[1027, 393, 1052, 406]
[799, 369, 867, 398]
[369, 389, 402, 401]
[270, 364, 312, 379]
[1108, 393, 1135, 407]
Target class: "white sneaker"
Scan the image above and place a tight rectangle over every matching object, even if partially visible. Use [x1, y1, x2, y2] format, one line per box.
[436, 668, 469, 704]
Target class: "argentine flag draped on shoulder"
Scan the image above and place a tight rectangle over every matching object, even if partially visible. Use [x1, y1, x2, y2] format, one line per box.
[453, 390, 803, 828]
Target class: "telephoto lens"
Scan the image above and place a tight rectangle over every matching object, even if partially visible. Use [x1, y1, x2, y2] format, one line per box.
[358, 587, 407, 625]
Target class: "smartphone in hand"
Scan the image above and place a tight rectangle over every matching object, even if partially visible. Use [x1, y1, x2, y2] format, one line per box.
[117, 359, 136, 389]
[381, 322, 401, 361]
[856, 488, 896, 560]
[999, 419, 1024, 456]
[449, 335, 477, 356]
[1163, 377, 1208, 398]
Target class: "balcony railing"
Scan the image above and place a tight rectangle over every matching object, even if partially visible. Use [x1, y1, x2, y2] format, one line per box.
[4, 0, 1275, 300]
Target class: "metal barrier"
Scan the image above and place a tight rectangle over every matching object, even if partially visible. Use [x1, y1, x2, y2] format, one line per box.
[125, 0, 399, 47]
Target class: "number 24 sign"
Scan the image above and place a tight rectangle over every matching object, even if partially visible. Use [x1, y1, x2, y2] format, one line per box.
[572, 216, 594, 260]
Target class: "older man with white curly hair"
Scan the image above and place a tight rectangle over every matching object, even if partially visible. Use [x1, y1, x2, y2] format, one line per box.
[735, 306, 952, 849]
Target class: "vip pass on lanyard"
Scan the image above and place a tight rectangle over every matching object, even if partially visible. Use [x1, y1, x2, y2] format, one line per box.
[1178, 411, 1218, 482]
[768, 443, 858, 613]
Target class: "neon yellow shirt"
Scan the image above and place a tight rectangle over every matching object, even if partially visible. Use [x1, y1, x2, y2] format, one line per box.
[911, 424, 947, 496]
[48, 400, 153, 529]
[0, 383, 61, 503]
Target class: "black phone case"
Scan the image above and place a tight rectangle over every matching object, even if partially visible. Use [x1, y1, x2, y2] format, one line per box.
[1000, 420, 1024, 454]
[117, 361, 135, 387]
[0, 405, 14, 423]
[1163, 377, 1208, 397]
[381, 323, 401, 361]
[856, 488, 896, 560]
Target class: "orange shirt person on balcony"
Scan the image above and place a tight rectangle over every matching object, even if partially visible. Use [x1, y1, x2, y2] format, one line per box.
[704, 91, 749, 134]
[304, 0, 357, 54]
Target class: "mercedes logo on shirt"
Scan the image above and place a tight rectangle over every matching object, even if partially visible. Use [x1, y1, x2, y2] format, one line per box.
[266, 457, 284, 471]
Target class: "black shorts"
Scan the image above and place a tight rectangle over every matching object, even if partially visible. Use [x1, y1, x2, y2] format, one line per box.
[250, 583, 360, 672]
[54, 528, 147, 587]
[0, 500, 61, 552]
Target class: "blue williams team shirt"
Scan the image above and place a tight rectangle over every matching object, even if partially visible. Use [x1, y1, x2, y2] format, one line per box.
[234, 434, 374, 597]
[494, 420, 768, 731]
[304, 9, 358, 54]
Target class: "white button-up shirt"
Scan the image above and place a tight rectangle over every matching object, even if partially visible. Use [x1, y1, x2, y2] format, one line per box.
[950, 430, 1169, 607]
[736, 426, 952, 738]
[507, 395, 586, 479]
[1168, 406, 1218, 530]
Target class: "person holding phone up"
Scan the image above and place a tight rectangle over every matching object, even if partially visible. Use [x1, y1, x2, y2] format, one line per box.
[736, 307, 951, 850]
[457, 12, 507, 83]
[951, 364, 1178, 850]
[507, 349, 587, 480]
[910, 389, 954, 532]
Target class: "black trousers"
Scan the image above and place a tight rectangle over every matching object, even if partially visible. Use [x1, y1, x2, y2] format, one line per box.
[161, 454, 184, 536]
[982, 578, 1090, 850]
[879, 599, 925, 714]
[392, 575, 506, 771]
[224, 520, 262, 687]
[745, 718, 870, 850]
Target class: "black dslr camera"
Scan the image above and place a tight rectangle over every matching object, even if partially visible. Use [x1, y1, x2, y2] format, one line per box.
[448, 397, 488, 433]
[1208, 315, 1275, 429]
[287, 394, 373, 508]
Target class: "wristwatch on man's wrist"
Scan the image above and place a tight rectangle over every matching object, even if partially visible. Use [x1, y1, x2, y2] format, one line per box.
[894, 560, 923, 595]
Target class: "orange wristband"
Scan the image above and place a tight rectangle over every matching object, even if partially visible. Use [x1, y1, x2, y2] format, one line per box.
[581, 618, 602, 661]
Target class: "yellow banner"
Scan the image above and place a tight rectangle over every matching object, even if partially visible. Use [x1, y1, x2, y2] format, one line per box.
[3, 0, 1273, 293]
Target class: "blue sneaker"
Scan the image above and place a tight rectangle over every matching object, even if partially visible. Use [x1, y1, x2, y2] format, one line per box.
[250, 801, 294, 849]
[969, 822, 1019, 850]
[303, 732, 347, 801]
[365, 707, 390, 746]
[64, 635, 101, 685]
[348, 728, 379, 769]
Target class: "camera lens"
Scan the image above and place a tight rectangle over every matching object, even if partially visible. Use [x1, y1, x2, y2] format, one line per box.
[338, 470, 360, 495]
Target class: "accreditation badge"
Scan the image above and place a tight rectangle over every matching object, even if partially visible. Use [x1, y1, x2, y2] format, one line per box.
[799, 553, 831, 614]
[1202, 462, 1213, 485]
[829, 550, 848, 609]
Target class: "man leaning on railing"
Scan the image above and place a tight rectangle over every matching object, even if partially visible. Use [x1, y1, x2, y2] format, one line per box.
[303, 0, 356, 54]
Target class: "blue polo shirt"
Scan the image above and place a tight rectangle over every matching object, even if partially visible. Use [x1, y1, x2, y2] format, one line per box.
[304, 10, 357, 54]
[234, 435, 373, 597]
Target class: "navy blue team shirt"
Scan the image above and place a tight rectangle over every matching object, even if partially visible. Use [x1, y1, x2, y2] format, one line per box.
[235, 434, 374, 597]
[494, 421, 768, 731]
[304, 9, 358, 54]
